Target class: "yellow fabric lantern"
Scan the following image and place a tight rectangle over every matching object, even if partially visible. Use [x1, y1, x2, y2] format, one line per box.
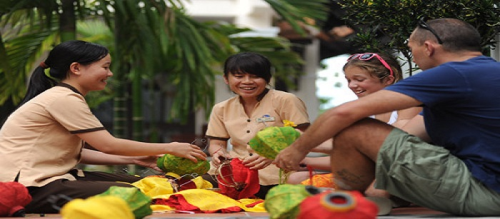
[60, 196, 134, 219]
[132, 173, 213, 197]
[97, 186, 152, 219]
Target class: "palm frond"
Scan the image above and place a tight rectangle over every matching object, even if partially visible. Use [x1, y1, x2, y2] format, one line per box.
[264, 0, 329, 35]
[0, 0, 59, 31]
[0, 27, 58, 105]
[164, 7, 232, 120]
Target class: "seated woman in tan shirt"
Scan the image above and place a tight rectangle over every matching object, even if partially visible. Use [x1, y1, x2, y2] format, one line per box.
[0, 40, 206, 213]
[205, 52, 310, 199]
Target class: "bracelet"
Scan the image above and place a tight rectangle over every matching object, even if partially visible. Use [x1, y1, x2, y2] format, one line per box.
[211, 147, 223, 156]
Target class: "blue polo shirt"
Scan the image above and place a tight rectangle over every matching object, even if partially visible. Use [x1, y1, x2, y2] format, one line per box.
[386, 56, 500, 193]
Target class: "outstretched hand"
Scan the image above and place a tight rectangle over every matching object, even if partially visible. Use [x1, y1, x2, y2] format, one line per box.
[274, 143, 309, 172]
[211, 148, 232, 168]
[242, 153, 273, 170]
[133, 155, 163, 172]
[168, 142, 207, 163]
[242, 145, 272, 170]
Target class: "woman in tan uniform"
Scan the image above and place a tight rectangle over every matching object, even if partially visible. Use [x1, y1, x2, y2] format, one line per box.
[0, 40, 206, 213]
[205, 52, 310, 198]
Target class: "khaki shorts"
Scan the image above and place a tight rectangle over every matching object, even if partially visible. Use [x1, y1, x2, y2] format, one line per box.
[375, 128, 500, 216]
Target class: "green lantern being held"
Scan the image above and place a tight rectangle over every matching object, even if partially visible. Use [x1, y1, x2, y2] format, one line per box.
[248, 126, 301, 160]
[156, 154, 210, 176]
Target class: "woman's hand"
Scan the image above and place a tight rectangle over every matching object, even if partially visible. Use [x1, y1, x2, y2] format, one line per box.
[132, 155, 163, 172]
[211, 149, 232, 168]
[166, 142, 207, 163]
[242, 147, 273, 170]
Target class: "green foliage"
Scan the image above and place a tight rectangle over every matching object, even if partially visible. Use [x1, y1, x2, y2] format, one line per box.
[264, 0, 329, 36]
[340, 0, 500, 75]
[0, 0, 97, 106]
[162, 8, 226, 120]
[0, 0, 329, 133]
[0, 24, 58, 104]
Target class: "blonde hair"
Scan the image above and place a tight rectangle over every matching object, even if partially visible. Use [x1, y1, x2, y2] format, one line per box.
[343, 53, 403, 83]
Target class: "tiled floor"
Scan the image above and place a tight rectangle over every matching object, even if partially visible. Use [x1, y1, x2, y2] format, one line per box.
[20, 206, 500, 218]
[144, 207, 500, 218]
[380, 206, 499, 219]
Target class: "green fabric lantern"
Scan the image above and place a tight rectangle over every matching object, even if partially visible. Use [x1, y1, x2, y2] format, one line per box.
[248, 126, 300, 160]
[97, 186, 152, 219]
[156, 154, 210, 176]
[264, 184, 313, 219]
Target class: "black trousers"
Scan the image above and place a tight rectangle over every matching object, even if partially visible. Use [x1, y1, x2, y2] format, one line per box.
[25, 169, 141, 213]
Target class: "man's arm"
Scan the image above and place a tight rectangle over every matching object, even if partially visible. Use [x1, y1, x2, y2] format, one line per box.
[274, 90, 422, 171]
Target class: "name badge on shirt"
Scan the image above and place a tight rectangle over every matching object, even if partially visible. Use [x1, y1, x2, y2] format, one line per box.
[256, 115, 275, 123]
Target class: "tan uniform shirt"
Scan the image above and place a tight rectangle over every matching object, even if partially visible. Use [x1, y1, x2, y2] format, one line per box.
[0, 84, 104, 187]
[206, 89, 310, 185]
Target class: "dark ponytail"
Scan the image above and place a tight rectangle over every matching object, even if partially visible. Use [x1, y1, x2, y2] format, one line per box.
[18, 40, 109, 106]
[19, 66, 58, 106]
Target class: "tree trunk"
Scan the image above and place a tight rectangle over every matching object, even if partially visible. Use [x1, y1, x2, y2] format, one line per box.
[132, 70, 143, 141]
[60, 0, 76, 42]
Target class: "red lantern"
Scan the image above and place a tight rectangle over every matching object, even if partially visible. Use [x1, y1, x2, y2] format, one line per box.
[215, 158, 260, 200]
[298, 191, 378, 219]
[0, 182, 32, 217]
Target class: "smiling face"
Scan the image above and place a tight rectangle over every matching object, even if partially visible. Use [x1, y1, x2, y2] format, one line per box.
[75, 54, 113, 95]
[224, 71, 267, 101]
[344, 65, 390, 98]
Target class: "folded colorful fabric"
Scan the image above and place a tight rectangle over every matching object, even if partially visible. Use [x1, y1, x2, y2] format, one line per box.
[151, 189, 265, 213]
[133, 174, 265, 213]
[132, 173, 213, 197]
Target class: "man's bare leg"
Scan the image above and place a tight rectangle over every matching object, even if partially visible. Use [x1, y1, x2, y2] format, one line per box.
[330, 118, 394, 191]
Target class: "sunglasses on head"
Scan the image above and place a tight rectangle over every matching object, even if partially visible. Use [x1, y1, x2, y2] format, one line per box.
[418, 18, 443, 44]
[347, 53, 394, 77]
